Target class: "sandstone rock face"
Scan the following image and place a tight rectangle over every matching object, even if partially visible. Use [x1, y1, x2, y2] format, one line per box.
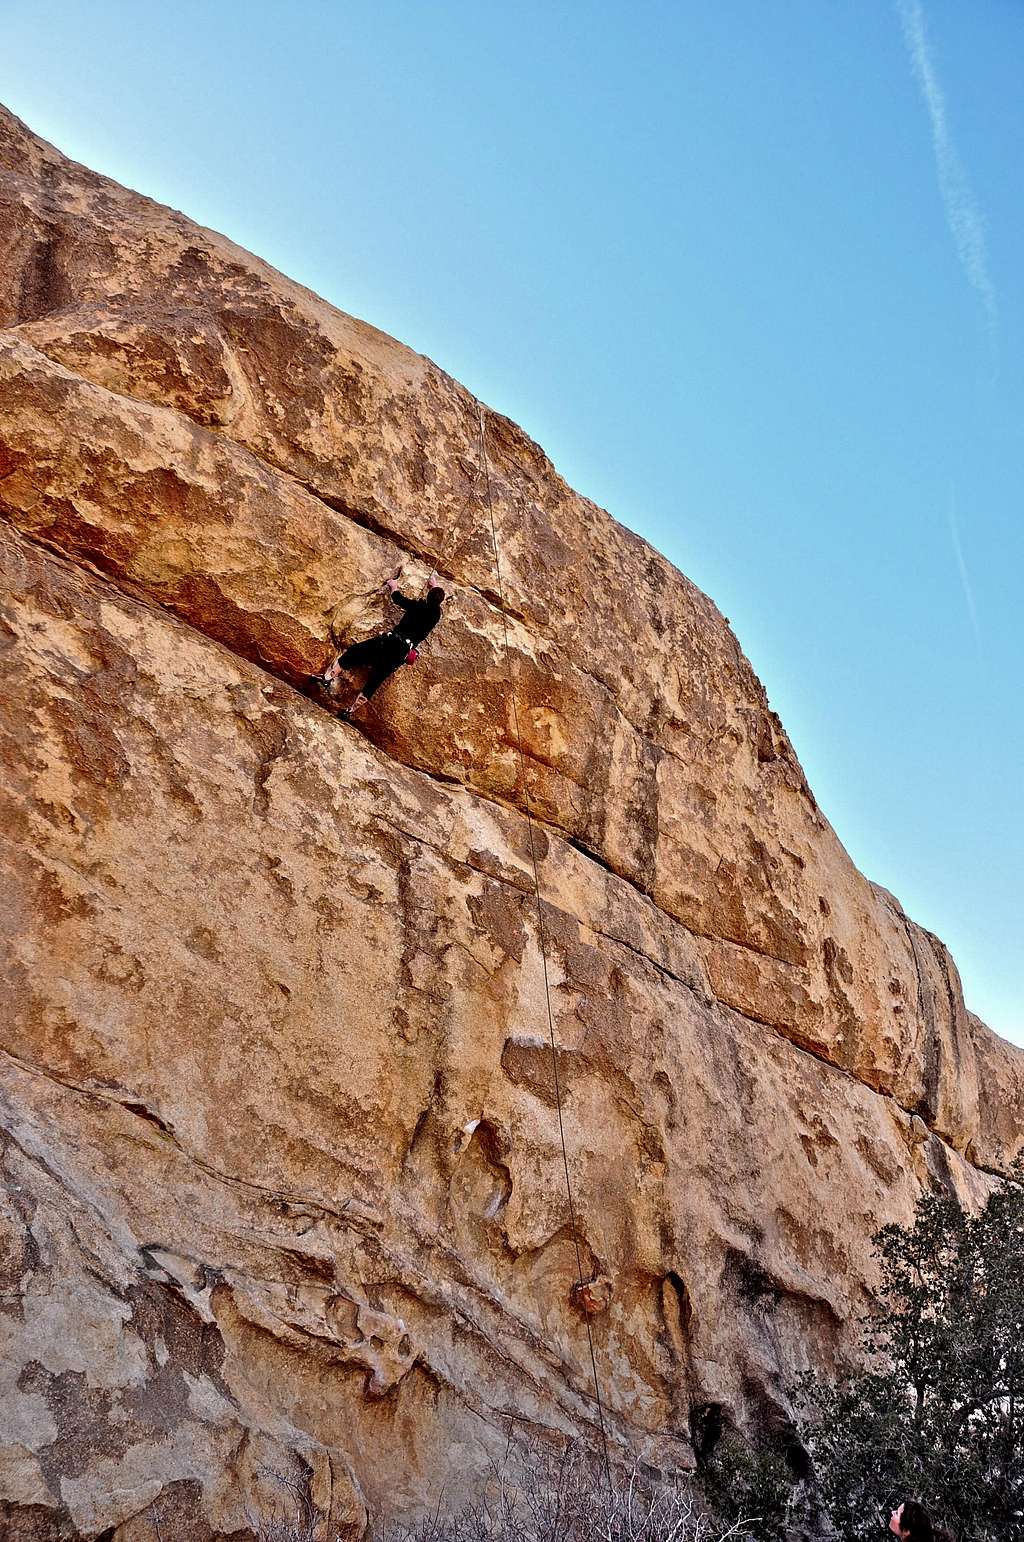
[1, 104, 1021, 1540]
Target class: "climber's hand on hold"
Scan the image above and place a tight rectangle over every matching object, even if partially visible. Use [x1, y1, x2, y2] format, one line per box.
[384, 576, 401, 595]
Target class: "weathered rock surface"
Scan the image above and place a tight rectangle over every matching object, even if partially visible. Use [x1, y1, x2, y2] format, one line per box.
[0, 104, 1021, 1539]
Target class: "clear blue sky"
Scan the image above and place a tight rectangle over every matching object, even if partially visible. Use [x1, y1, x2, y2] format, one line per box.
[6, 1, 1022, 1045]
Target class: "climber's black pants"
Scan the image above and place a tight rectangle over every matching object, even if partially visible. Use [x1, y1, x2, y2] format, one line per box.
[338, 631, 408, 698]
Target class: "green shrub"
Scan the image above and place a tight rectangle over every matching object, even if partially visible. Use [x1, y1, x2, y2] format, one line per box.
[797, 1158, 1024, 1541]
[700, 1432, 796, 1541]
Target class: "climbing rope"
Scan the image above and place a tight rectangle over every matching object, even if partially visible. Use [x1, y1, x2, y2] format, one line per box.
[477, 406, 614, 1490]
[332, 417, 614, 1479]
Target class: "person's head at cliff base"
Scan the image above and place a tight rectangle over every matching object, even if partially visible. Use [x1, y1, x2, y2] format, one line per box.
[889, 1498, 955, 1542]
[427, 586, 445, 606]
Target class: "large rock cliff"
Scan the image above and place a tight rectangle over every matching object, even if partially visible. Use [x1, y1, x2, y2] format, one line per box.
[1, 104, 1021, 1540]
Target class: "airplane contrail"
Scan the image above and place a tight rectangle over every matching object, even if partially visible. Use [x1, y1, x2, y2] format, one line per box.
[896, 0, 998, 337]
[946, 484, 983, 658]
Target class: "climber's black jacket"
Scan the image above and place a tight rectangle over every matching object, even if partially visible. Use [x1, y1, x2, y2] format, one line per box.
[389, 590, 444, 647]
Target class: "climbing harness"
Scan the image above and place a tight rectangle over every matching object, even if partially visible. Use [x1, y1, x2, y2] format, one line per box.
[476, 407, 614, 1490]
[391, 631, 420, 665]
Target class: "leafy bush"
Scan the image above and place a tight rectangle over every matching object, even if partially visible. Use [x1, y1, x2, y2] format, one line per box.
[700, 1434, 798, 1542]
[797, 1158, 1024, 1542]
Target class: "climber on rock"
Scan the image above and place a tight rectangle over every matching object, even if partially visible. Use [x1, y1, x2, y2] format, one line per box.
[308, 574, 446, 721]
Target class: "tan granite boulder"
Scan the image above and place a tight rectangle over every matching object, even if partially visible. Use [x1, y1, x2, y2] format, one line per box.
[1, 104, 1021, 1539]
